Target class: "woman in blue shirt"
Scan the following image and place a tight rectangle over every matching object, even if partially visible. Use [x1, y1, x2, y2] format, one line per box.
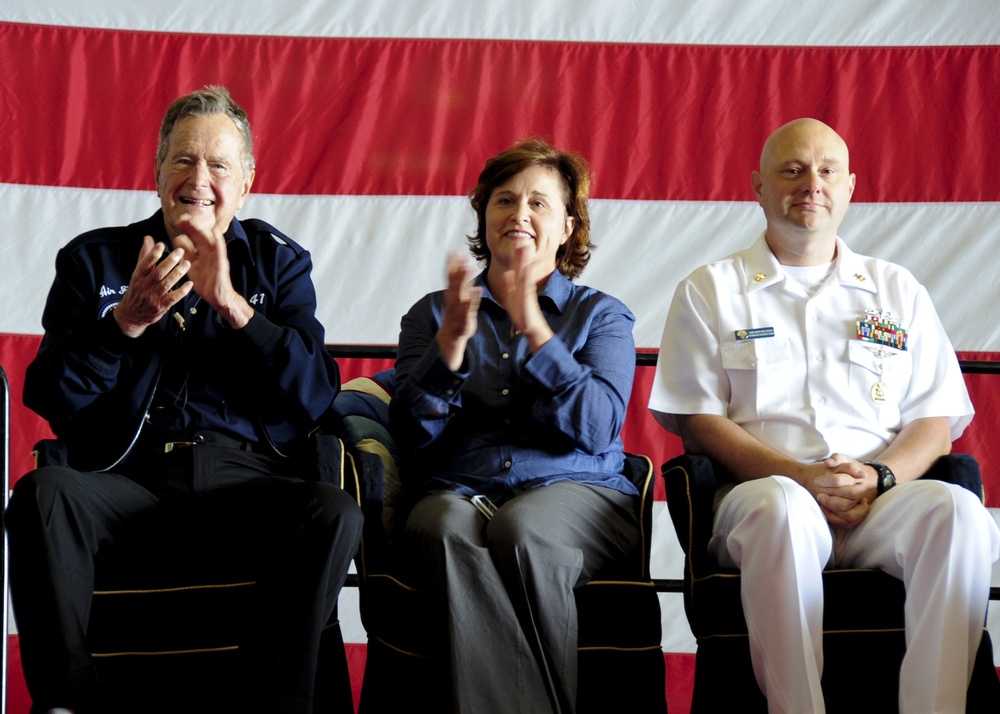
[392, 138, 639, 713]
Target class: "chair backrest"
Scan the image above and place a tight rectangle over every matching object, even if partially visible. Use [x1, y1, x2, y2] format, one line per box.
[330, 369, 399, 527]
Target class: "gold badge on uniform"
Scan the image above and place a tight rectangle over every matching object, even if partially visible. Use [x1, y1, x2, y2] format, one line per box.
[871, 381, 888, 405]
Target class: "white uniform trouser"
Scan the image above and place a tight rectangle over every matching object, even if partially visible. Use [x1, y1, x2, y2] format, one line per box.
[710, 476, 1000, 714]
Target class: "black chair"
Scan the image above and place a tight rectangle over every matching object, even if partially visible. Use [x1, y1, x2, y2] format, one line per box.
[1, 364, 10, 714]
[333, 371, 667, 713]
[663, 452, 1000, 713]
[18, 436, 356, 713]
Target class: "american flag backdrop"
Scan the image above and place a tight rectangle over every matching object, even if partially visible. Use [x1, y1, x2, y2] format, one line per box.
[2, 1, 999, 710]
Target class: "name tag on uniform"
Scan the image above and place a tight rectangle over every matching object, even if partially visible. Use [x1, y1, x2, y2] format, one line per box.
[735, 327, 775, 340]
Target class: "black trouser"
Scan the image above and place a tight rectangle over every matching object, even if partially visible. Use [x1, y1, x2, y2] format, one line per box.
[5, 436, 363, 713]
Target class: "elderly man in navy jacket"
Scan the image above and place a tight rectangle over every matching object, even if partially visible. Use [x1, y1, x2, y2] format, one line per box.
[5, 86, 362, 714]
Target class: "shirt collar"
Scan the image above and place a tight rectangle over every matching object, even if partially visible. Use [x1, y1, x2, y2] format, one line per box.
[148, 210, 253, 266]
[743, 232, 876, 296]
[741, 233, 785, 293]
[476, 268, 572, 314]
[831, 238, 877, 294]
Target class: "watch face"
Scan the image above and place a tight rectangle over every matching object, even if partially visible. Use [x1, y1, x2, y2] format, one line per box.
[869, 461, 895, 494]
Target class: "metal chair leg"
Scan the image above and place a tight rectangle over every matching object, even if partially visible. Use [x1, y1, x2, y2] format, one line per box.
[2, 364, 10, 714]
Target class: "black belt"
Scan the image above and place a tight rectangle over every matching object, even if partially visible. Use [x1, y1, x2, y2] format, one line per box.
[158, 430, 257, 454]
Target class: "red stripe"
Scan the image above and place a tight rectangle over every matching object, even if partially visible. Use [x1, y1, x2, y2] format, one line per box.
[2, 22, 998, 202]
[1, 334, 56, 483]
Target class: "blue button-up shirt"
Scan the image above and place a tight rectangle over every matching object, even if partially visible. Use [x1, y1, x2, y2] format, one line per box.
[392, 270, 637, 500]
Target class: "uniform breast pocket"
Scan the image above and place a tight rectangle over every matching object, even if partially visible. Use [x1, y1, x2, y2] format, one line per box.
[721, 338, 791, 419]
[846, 340, 912, 425]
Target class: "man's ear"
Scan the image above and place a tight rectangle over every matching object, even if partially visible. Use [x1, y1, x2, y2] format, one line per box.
[237, 168, 256, 210]
[751, 171, 764, 205]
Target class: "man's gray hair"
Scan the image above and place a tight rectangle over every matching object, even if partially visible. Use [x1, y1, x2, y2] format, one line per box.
[155, 85, 255, 175]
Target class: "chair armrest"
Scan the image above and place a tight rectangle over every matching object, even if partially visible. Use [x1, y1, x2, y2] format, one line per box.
[32, 438, 69, 469]
[662, 454, 726, 578]
[918, 453, 984, 502]
[623, 452, 655, 578]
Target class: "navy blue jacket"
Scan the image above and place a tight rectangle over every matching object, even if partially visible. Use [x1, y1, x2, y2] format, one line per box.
[25, 211, 340, 472]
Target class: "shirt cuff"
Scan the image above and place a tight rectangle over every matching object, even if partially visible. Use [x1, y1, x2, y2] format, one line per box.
[97, 309, 137, 359]
[411, 338, 470, 399]
[232, 310, 282, 355]
[522, 334, 577, 391]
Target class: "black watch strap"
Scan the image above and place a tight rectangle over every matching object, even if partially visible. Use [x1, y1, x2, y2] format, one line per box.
[865, 460, 896, 495]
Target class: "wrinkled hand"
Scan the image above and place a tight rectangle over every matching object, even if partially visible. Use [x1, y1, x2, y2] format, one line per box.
[170, 212, 253, 328]
[113, 236, 193, 337]
[810, 454, 878, 528]
[436, 252, 482, 371]
[497, 243, 553, 352]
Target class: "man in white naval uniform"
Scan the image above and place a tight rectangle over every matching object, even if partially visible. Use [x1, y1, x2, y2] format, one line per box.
[648, 117, 1000, 713]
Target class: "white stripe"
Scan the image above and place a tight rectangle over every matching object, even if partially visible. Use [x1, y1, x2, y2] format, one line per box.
[4, 183, 999, 350]
[3, 0, 998, 46]
[651, 502, 696, 654]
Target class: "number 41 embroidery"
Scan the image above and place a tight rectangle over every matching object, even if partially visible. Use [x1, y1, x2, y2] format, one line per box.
[248, 293, 267, 307]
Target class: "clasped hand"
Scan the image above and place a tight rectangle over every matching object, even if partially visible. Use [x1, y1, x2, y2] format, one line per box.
[807, 454, 879, 528]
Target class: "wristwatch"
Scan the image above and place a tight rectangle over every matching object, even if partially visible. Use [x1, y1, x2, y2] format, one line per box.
[865, 460, 896, 495]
